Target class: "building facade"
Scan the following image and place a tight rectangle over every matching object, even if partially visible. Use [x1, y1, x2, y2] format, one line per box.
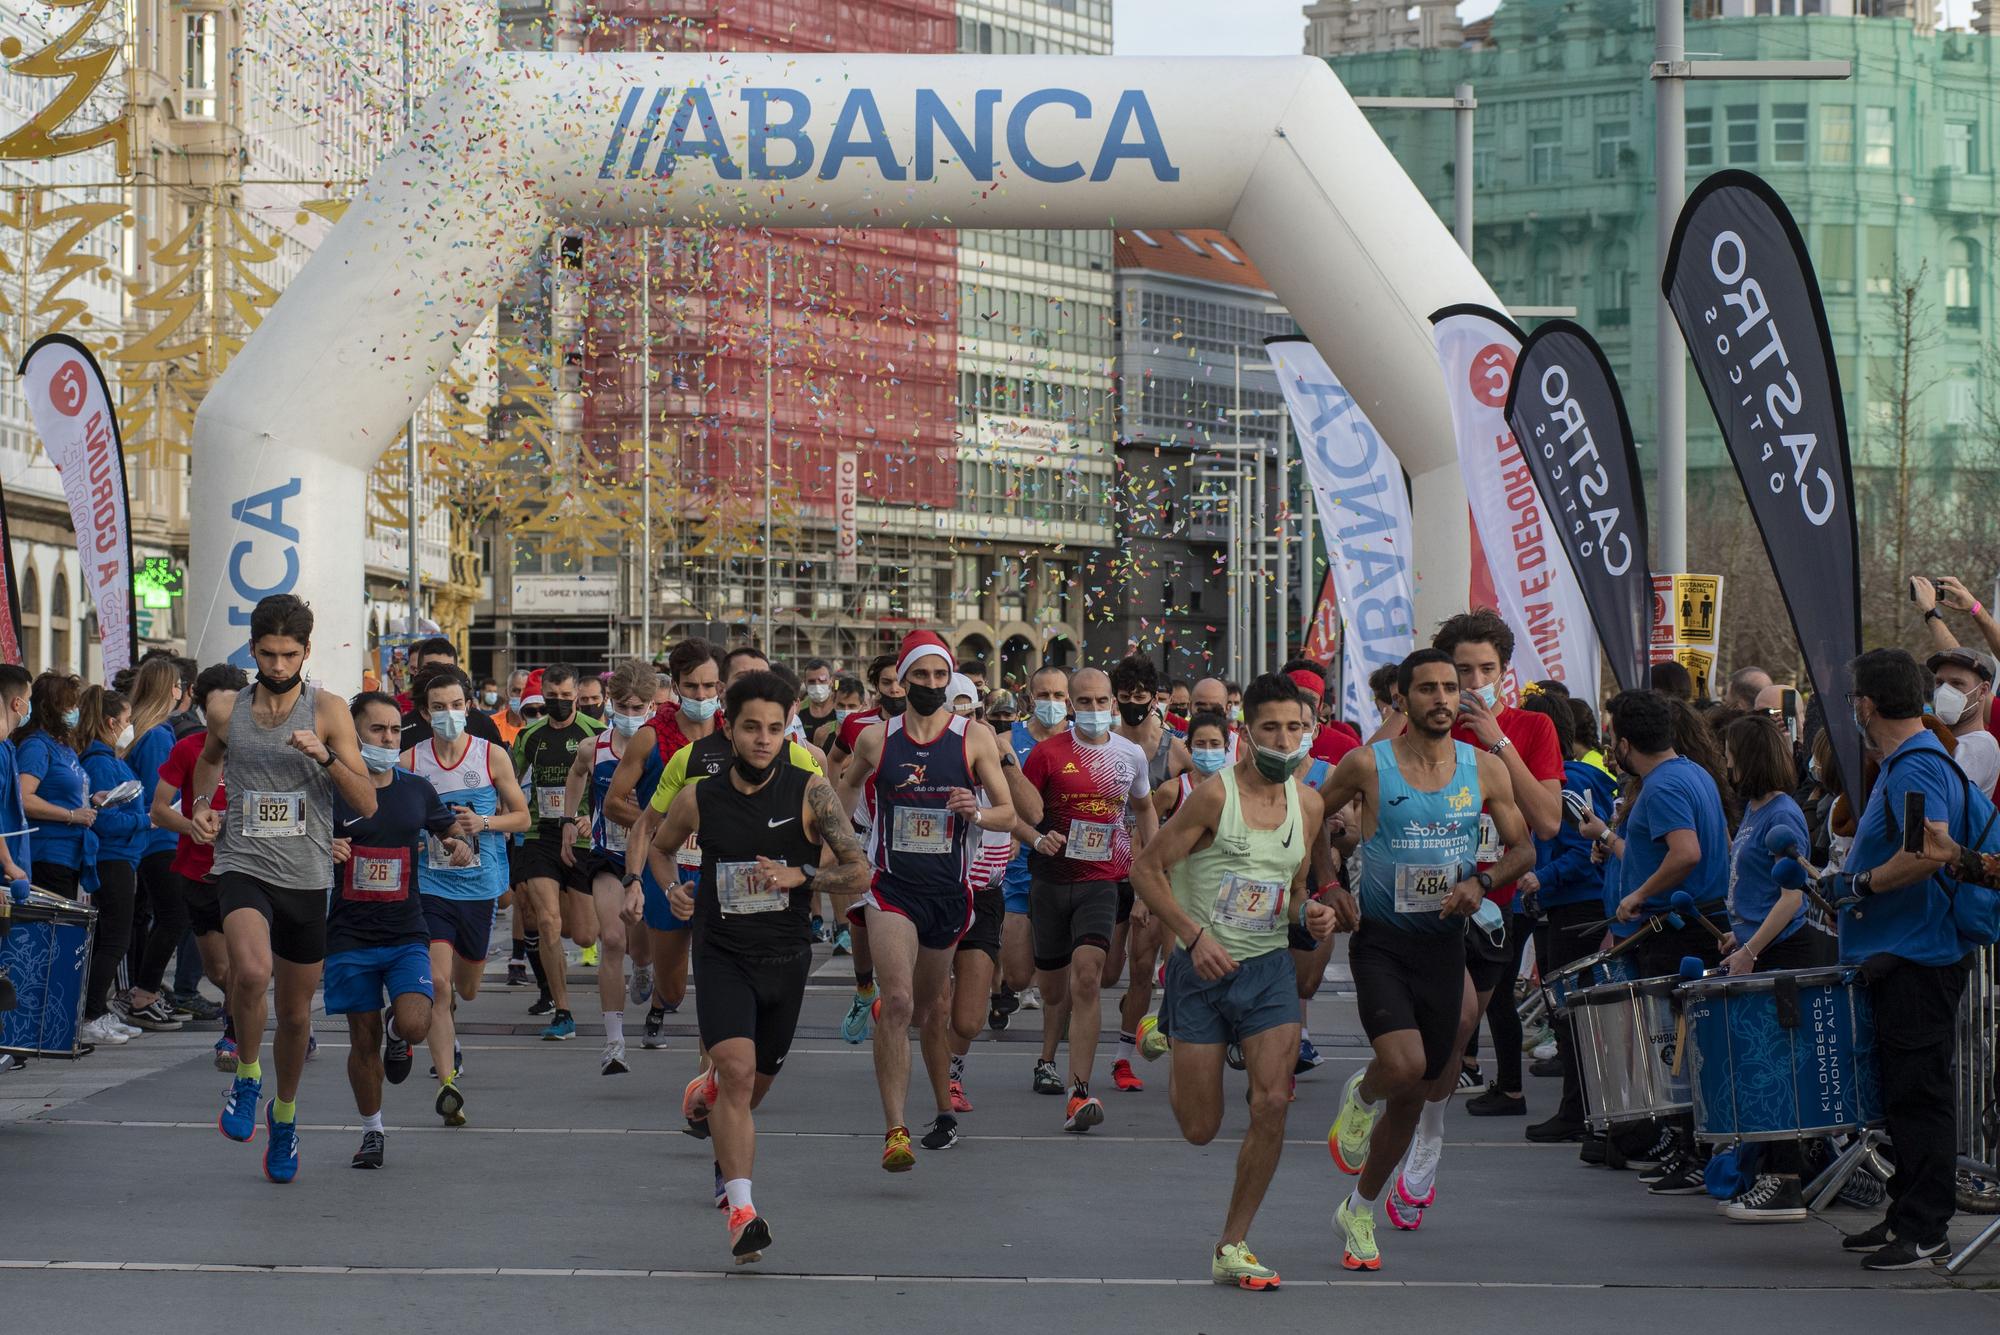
[1326, 1, 2000, 490]
[1093, 228, 1301, 684]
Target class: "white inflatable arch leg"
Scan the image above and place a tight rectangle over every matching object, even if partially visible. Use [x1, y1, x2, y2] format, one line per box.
[190, 54, 1502, 684]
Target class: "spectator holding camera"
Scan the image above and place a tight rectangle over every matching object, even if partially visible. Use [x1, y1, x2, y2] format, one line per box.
[1910, 576, 2000, 797]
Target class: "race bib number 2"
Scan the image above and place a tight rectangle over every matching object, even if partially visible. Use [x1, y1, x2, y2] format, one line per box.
[243, 791, 305, 839]
[1213, 872, 1284, 933]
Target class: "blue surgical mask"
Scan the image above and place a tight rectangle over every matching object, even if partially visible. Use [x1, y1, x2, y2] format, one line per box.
[1033, 699, 1068, 729]
[359, 743, 400, 774]
[1473, 683, 1499, 710]
[507, 695, 523, 715]
[611, 709, 644, 738]
[1190, 745, 1229, 775]
[681, 696, 719, 723]
[431, 709, 467, 741]
[61, 708, 79, 730]
[1073, 709, 1113, 738]
[1472, 897, 1506, 946]
[835, 708, 854, 722]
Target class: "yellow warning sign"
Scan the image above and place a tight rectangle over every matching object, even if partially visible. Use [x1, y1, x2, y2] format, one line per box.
[1651, 574, 1723, 648]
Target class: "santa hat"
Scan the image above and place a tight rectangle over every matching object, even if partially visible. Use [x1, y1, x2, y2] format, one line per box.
[896, 630, 954, 680]
[1287, 668, 1327, 700]
[522, 669, 546, 708]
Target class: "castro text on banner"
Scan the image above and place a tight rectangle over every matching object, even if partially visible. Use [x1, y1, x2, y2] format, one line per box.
[1266, 336, 1413, 736]
[1430, 305, 1600, 706]
[1502, 319, 1654, 693]
[1663, 170, 1860, 797]
[17, 334, 136, 674]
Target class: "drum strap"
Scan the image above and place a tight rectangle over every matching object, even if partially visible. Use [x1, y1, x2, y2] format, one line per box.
[1773, 974, 1802, 1031]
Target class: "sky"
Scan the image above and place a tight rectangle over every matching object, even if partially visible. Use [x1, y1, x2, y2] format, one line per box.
[1110, 0, 1969, 56]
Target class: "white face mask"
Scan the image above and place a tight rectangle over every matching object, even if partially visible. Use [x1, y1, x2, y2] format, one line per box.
[805, 682, 832, 705]
[1934, 683, 1973, 726]
[115, 723, 134, 750]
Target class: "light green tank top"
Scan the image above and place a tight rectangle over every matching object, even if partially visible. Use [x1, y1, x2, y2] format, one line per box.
[1167, 767, 1301, 962]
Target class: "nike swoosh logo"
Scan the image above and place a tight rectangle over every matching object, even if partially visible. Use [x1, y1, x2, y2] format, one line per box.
[768, 817, 796, 828]
[1282, 830, 1293, 848]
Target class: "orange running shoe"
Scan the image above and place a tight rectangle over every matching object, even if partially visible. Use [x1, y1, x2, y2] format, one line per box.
[1064, 1093, 1105, 1133]
[727, 1205, 771, 1264]
[682, 1068, 717, 1125]
[882, 1125, 915, 1172]
[949, 1077, 972, 1113]
[1111, 1059, 1144, 1093]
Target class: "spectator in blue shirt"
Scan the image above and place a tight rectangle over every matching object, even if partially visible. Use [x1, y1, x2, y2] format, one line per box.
[77, 685, 154, 1045]
[0, 663, 34, 884]
[1833, 648, 1974, 1269]
[16, 671, 95, 898]
[120, 657, 197, 1026]
[1719, 715, 1828, 974]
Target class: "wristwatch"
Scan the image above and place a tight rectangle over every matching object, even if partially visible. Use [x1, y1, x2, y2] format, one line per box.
[1487, 735, 1513, 757]
[1924, 607, 1946, 623]
[1473, 870, 1495, 896]
[621, 872, 642, 889]
[798, 862, 819, 882]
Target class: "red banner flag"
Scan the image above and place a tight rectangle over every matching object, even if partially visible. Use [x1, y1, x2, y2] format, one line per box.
[1303, 570, 1339, 663]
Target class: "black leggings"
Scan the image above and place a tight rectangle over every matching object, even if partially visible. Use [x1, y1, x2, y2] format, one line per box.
[85, 860, 137, 1020]
[133, 850, 185, 995]
[33, 860, 81, 899]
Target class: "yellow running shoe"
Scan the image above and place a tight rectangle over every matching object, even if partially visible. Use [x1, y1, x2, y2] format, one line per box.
[1136, 1014, 1169, 1061]
[1329, 1070, 1376, 1175]
[1335, 1197, 1381, 1271]
[1211, 1240, 1280, 1290]
[882, 1125, 915, 1172]
[580, 943, 600, 967]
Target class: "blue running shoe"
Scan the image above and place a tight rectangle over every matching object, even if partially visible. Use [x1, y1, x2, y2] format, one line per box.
[832, 928, 852, 956]
[841, 989, 876, 1044]
[219, 1073, 262, 1142]
[264, 1105, 300, 1184]
[541, 1009, 577, 1041]
[1296, 1036, 1325, 1075]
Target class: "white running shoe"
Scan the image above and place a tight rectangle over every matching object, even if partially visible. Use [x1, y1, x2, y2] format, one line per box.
[1019, 986, 1042, 1012]
[628, 964, 654, 1008]
[1531, 1039, 1557, 1061]
[82, 1014, 129, 1045]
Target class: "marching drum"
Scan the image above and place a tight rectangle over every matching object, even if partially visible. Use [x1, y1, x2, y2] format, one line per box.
[1572, 974, 1691, 1129]
[0, 887, 97, 1059]
[1542, 949, 1637, 1013]
[1680, 967, 1883, 1144]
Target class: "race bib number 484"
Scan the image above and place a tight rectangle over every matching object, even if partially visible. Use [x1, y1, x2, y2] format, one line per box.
[1394, 863, 1455, 915]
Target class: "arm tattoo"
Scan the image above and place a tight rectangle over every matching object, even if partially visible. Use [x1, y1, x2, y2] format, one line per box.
[806, 777, 869, 898]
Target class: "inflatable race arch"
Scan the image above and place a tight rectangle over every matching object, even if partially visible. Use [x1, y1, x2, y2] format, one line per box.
[190, 54, 1503, 683]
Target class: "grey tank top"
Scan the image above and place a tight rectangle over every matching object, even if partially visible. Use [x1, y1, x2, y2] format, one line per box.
[1150, 729, 1172, 788]
[212, 684, 335, 890]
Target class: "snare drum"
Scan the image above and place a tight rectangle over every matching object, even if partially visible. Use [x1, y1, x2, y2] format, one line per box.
[1543, 949, 1637, 1013]
[1572, 974, 1691, 1129]
[0, 887, 97, 1058]
[1679, 967, 1883, 1144]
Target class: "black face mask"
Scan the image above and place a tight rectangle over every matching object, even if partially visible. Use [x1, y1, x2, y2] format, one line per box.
[580, 704, 605, 721]
[545, 699, 576, 723]
[734, 751, 781, 785]
[905, 683, 947, 717]
[257, 669, 303, 696]
[879, 694, 908, 717]
[1117, 700, 1151, 728]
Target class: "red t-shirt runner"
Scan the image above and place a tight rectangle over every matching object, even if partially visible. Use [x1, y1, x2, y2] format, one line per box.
[1451, 706, 1562, 909]
[157, 730, 227, 882]
[1022, 731, 1153, 883]
[835, 706, 883, 756]
[1312, 720, 1362, 766]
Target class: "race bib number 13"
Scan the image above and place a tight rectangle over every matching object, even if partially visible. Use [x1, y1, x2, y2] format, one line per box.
[892, 806, 951, 855]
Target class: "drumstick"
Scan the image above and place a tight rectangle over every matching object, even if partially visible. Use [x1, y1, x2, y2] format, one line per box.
[1669, 890, 1730, 946]
[1772, 856, 1839, 920]
[1596, 910, 1682, 961]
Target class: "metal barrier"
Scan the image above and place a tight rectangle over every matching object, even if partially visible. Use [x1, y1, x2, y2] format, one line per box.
[1948, 946, 1999, 1275]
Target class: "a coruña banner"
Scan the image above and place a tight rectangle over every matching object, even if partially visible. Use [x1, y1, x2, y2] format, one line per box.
[1502, 320, 1653, 693]
[1662, 170, 1860, 796]
[0, 474, 24, 665]
[1266, 335, 1413, 737]
[1430, 305, 1601, 706]
[834, 451, 859, 585]
[18, 334, 137, 674]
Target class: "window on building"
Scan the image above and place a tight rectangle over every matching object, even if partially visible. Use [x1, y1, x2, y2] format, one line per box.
[1946, 238, 1980, 325]
[20, 566, 38, 674]
[1772, 104, 1807, 164]
[50, 571, 70, 673]
[1473, 142, 1494, 188]
[1128, 229, 1159, 247]
[1687, 108, 1713, 169]
[1821, 105, 1853, 165]
[1864, 107, 1893, 169]
[1945, 121, 1977, 175]
[1944, 370, 1980, 429]
[1207, 239, 1243, 264]
[1726, 105, 1758, 165]
[1529, 127, 1562, 184]
[182, 9, 219, 119]
[1819, 225, 1855, 295]
[1866, 224, 1897, 296]
[1531, 244, 1564, 307]
[1598, 242, 1631, 326]
[1172, 232, 1206, 255]
[1595, 122, 1631, 178]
